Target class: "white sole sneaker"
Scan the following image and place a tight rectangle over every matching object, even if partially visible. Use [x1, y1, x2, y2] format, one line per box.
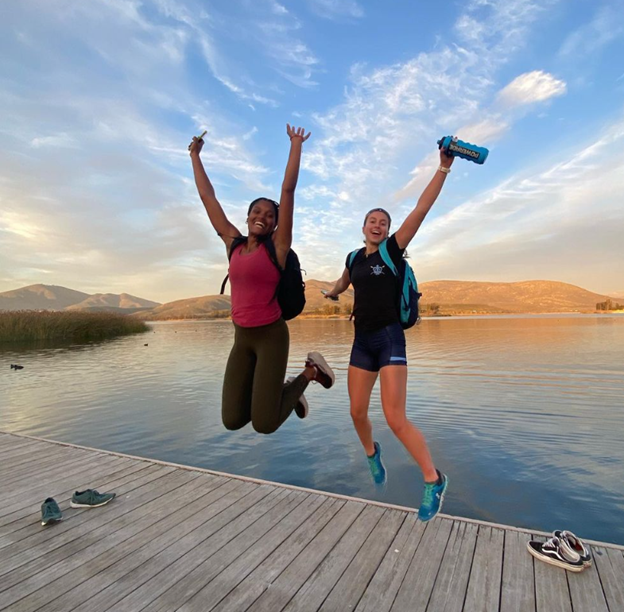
[306, 352, 335, 389]
[526, 540, 584, 572]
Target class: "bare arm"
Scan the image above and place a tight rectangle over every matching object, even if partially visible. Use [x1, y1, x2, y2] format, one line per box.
[395, 148, 454, 250]
[273, 124, 310, 267]
[189, 136, 241, 251]
[324, 267, 351, 299]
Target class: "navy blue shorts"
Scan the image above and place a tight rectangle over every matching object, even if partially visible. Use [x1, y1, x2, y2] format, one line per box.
[349, 322, 407, 372]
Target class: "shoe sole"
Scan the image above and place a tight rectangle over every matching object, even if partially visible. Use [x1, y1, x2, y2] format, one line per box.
[70, 498, 114, 508]
[419, 476, 449, 523]
[41, 517, 62, 526]
[307, 352, 335, 389]
[526, 542, 585, 572]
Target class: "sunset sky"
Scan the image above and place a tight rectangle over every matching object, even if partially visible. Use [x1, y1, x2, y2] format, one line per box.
[1, 0, 623, 303]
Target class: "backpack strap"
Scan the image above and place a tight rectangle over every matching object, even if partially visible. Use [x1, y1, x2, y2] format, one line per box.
[378, 239, 399, 276]
[347, 247, 365, 275]
[262, 236, 284, 272]
[220, 236, 249, 295]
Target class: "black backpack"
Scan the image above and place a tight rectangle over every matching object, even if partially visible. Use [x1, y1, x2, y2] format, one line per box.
[220, 236, 306, 321]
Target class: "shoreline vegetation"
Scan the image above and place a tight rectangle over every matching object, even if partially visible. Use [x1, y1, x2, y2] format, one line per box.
[0, 311, 149, 343]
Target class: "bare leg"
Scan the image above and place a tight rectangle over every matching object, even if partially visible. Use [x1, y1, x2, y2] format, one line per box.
[347, 365, 378, 456]
[379, 365, 437, 482]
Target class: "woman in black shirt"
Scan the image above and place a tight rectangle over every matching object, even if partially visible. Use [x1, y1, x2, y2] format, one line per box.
[325, 146, 454, 522]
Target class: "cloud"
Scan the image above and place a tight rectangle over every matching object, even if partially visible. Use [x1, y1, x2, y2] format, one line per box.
[496, 71, 567, 108]
[306, 0, 364, 20]
[559, 4, 624, 58]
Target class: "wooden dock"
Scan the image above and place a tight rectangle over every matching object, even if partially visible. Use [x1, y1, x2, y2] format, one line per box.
[0, 431, 622, 612]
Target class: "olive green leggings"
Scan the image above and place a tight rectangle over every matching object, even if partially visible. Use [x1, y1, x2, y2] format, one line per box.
[222, 318, 309, 434]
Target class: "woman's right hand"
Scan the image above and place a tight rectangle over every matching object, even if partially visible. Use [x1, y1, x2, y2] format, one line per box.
[188, 135, 204, 156]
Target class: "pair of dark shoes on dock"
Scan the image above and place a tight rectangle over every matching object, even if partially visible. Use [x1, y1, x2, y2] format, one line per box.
[527, 530, 592, 572]
[41, 489, 116, 526]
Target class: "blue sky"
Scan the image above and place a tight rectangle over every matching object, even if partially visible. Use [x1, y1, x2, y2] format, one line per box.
[1, 0, 623, 303]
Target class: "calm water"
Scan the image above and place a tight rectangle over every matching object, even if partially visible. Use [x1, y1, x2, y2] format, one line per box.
[1, 316, 623, 544]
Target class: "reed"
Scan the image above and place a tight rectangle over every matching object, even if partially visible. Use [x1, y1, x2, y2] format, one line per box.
[0, 310, 149, 342]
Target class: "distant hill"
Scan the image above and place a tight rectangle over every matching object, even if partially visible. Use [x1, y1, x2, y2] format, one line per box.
[419, 280, 612, 313]
[0, 284, 160, 313]
[133, 295, 232, 321]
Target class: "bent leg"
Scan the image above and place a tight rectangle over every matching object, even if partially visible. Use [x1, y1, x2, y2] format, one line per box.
[379, 365, 437, 481]
[221, 336, 255, 431]
[348, 365, 378, 456]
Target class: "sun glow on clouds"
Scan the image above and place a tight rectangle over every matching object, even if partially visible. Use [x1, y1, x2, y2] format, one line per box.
[0, 0, 623, 300]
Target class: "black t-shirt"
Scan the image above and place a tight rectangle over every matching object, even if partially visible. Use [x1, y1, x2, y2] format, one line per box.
[347, 234, 405, 332]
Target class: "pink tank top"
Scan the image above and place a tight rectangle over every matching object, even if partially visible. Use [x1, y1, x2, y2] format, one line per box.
[229, 242, 282, 327]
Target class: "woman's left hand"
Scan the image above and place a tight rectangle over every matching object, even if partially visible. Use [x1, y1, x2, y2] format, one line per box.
[287, 124, 311, 142]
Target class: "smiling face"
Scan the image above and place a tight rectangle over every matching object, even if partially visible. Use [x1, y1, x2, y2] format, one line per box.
[247, 199, 278, 237]
[362, 210, 391, 245]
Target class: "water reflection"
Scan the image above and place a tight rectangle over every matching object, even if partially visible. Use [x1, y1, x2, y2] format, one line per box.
[1, 316, 623, 544]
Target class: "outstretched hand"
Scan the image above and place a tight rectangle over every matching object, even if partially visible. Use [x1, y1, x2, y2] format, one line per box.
[287, 124, 311, 142]
[188, 134, 205, 156]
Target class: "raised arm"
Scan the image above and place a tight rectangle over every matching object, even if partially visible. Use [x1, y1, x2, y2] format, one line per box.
[273, 125, 310, 265]
[394, 148, 454, 250]
[189, 135, 241, 251]
[324, 267, 351, 299]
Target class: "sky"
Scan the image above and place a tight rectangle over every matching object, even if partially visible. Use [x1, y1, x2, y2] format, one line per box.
[1, 0, 623, 303]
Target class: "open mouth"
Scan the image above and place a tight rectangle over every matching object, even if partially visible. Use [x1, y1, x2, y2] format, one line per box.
[371, 229, 381, 236]
[254, 221, 266, 230]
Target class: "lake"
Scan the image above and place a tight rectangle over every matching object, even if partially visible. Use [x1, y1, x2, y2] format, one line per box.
[2, 315, 623, 544]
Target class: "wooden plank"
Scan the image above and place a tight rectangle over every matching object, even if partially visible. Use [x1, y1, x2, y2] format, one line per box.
[355, 514, 425, 612]
[237, 500, 365, 612]
[1, 454, 123, 504]
[74, 490, 325, 612]
[463, 525, 504, 612]
[0, 459, 154, 529]
[186, 495, 329, 612]
[390, 517, 453, 612]
[567, 544, 609, 612]
[0, 461, 148, 543]
[0, 444, 77, 473]
[532, 534, 572, 612]
[0, 441, 52, 464]
[0, 438, 43, 457]
[0, 466, 184, 581]
[28, 478, 252, 612]
[281, 505, 386, 612]
[500, 530, 536, 612]
[0, 470, 215, 611]
[319, 510, 407, 612]
[148, 489, 304, 612]
[211, 497, 345, 612]
[592, 546, 624, 611]
[427, 520, 479, 612]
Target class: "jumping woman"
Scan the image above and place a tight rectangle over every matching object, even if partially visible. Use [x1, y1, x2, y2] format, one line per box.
[189, 125, 335, 434]
[324, 146, 454, 521]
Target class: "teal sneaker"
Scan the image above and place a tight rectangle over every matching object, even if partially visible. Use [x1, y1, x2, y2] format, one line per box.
[41, 498, 63, 526]
[418, 472, 448, 522]
[367, 441, 387, 486]
[70, 489, 116, 508]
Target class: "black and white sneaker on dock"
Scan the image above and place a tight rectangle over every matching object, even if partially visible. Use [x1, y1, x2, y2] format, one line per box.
[554, 530, 592, 567]
[527, 536, 585, 572]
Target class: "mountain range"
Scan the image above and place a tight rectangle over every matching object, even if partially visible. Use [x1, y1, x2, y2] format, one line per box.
[0, 281, 618, 319]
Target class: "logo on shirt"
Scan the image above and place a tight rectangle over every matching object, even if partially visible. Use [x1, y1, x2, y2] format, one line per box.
[370, 264, 385, 276]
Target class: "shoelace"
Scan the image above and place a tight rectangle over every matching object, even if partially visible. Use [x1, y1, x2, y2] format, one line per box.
[421, 483, 435, 507]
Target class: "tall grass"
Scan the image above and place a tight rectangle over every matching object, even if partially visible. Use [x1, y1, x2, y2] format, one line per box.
[0, 310, 149, 342]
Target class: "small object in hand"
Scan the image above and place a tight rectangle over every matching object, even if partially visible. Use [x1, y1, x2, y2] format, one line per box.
[144, 344, 148, 346]
[10, 364, 24, 370]
[321, 290, 339, 302]
[437, 135, 488, 164]
[188, 130, 207, 150]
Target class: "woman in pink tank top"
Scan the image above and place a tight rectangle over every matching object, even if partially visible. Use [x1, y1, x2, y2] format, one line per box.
[189, 125, 335, 434]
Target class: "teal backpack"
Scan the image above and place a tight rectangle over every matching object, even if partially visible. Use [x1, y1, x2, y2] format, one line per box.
[347, 239, 422, 329]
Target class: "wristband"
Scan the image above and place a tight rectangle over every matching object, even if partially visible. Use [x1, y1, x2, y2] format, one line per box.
[438, 165, 451, 174]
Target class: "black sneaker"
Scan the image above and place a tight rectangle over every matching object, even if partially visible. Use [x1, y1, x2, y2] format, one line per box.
[554, 530, 592, 567]
[41, 498, 63, 526]
[527, 536, 585, 572]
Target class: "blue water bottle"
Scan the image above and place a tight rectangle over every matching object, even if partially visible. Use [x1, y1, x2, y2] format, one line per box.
[437, 136, 489, 164]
